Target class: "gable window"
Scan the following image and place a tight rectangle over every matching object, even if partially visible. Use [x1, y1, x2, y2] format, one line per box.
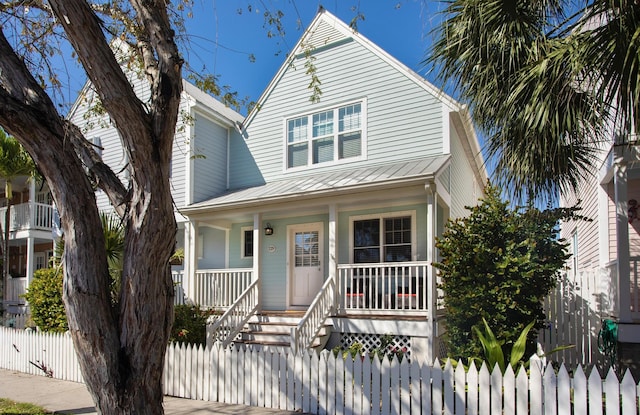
[287, 101, 364, 169]
[352, 213, 414, 263]
[241, 227, 253, 258]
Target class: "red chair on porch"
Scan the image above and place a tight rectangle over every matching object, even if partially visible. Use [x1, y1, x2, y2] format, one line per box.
[395, 277, 422, 309]
[346, 278, 367, 308]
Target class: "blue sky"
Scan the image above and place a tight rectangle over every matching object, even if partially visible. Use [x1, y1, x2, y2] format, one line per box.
[181, 1, 447, 114]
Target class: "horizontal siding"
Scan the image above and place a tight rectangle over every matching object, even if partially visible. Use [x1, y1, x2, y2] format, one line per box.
[560, 166, 601, 270]
[608, 183, 616, 262]
[192, 113, 229, 203]
[448, 122, 481, 219]
[231, 38, 443, 189]
[68, 72, 199, 211]
[628, 180, 640, 257]
[170, 99, 190, 207]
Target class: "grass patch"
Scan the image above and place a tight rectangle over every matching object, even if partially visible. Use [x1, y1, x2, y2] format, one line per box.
[0, 398, 50, 414]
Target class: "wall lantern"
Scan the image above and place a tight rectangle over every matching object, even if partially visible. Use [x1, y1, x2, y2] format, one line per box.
[264, 223, 274, 236]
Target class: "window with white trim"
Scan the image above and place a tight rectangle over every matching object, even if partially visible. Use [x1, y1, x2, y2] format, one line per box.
[351, 213, 414, 263]
[241, 227, 253, 258]
[287, 102, 363, 169]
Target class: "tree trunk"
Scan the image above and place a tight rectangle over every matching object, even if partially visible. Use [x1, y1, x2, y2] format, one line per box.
[0, 1, 182, 412]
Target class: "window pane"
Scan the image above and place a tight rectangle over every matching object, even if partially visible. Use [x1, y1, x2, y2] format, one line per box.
[288, 142, 308, 168]
[244, 230, 253, 257]
[312, 111, 333, 137]
[313, 137, 334, 164]
[384, 245, 411, 262]
[354, 247, 380, 263]
[354, 219, 380, 263]
[288, 117, 307, 143]
[295, 231, 320, 267]
[384, 216, 411, 262]
[339, 132, 361, 159]
[339, 104, 361, 131]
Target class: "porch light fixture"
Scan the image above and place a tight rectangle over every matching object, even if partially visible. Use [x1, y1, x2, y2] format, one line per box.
[264, 223, 274, 236]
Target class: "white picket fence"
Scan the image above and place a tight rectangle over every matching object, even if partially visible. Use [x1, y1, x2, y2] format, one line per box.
[541, 268, 616, 371]
[1, 327, 639, 414]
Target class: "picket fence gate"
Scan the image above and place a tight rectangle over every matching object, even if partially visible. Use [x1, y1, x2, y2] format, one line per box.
[1, 326, 639, 414]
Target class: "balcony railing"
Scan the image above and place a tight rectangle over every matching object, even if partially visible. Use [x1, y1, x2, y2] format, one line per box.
[337, 262, 431, 314]
[0, 203, 54, 232]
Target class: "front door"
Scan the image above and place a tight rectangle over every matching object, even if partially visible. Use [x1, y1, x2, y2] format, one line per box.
[289, 223, 324, 306]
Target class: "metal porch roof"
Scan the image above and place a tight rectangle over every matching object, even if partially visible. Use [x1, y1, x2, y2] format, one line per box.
[183, 156, 450, 213]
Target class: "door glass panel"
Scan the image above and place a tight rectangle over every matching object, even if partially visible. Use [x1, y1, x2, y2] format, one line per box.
[294, 231, 319, 267]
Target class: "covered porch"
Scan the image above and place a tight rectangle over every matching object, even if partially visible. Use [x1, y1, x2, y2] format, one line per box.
[176, 158, 451, 356]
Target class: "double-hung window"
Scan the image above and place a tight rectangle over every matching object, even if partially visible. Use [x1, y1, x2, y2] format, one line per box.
[287, 102, 363, 169]
[352, 213, 414, 264]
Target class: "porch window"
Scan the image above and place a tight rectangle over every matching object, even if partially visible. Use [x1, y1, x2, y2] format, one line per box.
[353, 215, 412, 263]
[241, 227, 253, 258]
[286, 101, 364, 169]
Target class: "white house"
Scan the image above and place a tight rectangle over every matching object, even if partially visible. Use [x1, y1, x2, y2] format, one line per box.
[63, 9, 487, 360]
[0, 177, 55, 315]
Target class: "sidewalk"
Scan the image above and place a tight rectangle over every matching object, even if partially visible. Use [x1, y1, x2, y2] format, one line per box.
[0, 369, 301, 414]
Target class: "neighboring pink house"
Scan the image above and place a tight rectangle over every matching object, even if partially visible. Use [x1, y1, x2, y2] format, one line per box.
[559, 134, 640, 376]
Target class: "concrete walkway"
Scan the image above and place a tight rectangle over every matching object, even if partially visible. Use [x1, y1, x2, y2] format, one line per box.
[0, 369, 302, 414]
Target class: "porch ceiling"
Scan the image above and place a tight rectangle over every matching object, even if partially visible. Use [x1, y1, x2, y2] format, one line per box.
[183, 156, 450, 218]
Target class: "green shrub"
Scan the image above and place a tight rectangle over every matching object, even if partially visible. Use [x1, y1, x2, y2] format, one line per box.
[23, 268, 67, 332]
[170, 304, 219, 346]
[435, 184, 582, 361]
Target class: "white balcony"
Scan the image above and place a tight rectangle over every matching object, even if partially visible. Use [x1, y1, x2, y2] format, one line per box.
[0, 202, 54, 233]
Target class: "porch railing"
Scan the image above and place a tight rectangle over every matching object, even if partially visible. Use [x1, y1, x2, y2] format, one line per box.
[6, 277, 27, 304]
[0, 203, 54, 232]
[291, 275, 335, 352]
[337, 262, 430, 314]
[630, 257, 640, 321]
[602, 258, 640, 322]
[208, 279, 259, 347]
[191, 269, 253, 308]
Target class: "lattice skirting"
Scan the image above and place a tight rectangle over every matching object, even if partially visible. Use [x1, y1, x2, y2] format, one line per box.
[337, 332, 411, 361]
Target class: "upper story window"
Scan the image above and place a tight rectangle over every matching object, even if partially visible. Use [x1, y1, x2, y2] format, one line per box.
[286, 101, 364, 169]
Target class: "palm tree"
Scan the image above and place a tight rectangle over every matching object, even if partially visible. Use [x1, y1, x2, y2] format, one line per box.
[0, 129, 37, 305]
[428, 0, 639, 201]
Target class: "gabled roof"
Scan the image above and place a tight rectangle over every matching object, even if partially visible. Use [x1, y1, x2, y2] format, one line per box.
[243, 8, 461, 127]
[181, 156, 450, 213]
[182, 81, 244, 127]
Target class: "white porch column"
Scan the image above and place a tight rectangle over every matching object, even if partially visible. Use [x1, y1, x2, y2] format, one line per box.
[425, 180, 438, 363]
[329, 204, 338, 311]
[184, 220, 198, 304]
[253, 213, 262, 307]
[25, 237, 34, 288]
[614, 155, 632, 322]
[26, 180, 36, 285]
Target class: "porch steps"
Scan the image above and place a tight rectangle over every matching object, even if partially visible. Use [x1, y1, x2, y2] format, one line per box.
[235, 311, 332, 350]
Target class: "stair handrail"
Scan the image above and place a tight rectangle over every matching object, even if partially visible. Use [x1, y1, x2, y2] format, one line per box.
[209, 279, 259, 347]
[291, 276, 335, 352]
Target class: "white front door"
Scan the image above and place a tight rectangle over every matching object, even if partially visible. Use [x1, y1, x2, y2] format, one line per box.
[289, 223, 324, 306]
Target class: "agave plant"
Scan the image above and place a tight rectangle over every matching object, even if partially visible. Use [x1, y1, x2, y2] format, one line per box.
[473, 318, 573, 373]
